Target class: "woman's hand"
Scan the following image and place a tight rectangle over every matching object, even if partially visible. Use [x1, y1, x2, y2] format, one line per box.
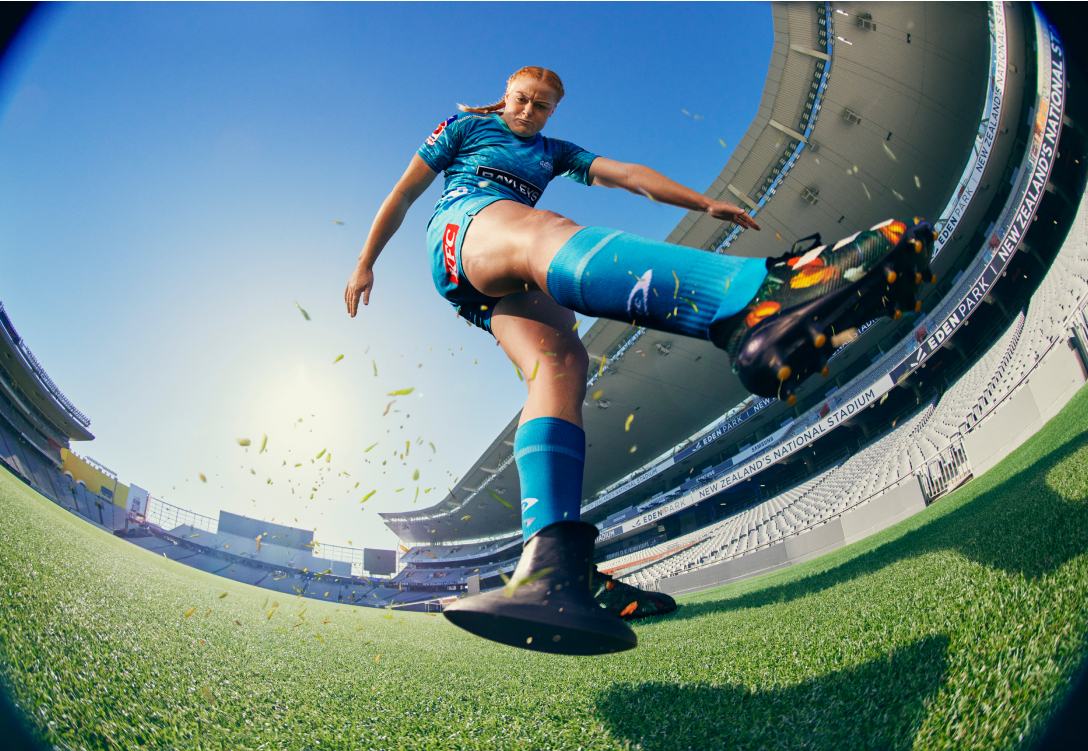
[345, 264, 374, 317]
[704, 200, 761, 230]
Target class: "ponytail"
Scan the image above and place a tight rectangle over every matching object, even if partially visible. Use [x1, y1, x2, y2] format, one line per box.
[457, 66, 565, 114]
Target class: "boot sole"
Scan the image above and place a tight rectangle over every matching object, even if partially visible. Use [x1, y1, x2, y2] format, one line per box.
[735, 224, 935, 402]
[444, 597, 637, 655]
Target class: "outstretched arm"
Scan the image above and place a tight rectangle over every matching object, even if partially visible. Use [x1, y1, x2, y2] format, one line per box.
[587, 157, 760, 231]
[346, 155, 439, 317]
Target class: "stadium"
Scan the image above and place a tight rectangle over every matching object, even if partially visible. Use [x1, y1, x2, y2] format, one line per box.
[2, 1, 1088, 748]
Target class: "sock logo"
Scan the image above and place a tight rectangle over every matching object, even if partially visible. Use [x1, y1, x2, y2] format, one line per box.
[443, 223, 459, 285]
[627, 269, 652, 318]
[521, 498, 539, 513]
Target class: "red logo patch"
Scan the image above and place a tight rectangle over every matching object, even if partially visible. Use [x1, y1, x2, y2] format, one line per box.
[426, 116, 456, 146]
[443, 223, 459, 285]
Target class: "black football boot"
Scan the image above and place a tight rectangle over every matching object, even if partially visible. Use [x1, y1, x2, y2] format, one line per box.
[710, 218, 936, 404]
[443, 521, 637, 655]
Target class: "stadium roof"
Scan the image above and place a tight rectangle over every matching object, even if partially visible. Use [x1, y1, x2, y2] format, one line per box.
[383, 1, 994, 545]
[0, 302, 94, 443]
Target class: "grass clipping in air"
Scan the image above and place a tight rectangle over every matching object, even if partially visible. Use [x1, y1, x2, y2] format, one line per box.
[3, 388, 1088, 748]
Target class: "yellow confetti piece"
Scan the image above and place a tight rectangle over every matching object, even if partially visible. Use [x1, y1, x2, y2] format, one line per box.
[672, 270, 680, 298]
[414, 487, 419, 502]
[383, 401, 394, 416]
[188, 533, 200, 538]
[259, 435, 267, 453]
[333, 220, 344, 225]
[361, 490, 376, 503]
[625, 414, 634, 431]
[719, 139, 727, 148]
[775, 232, 783, 242]
[572, 320, 580, 331]
[365, 442, 378, 452]
[429, 442, 436, 453]
[218, 592, 228, 599]
[315, 448, 326, 459]
[373, 360, 378, 376]
[553, 373, 565, 379]
[294, 301, 310, 320]
[201, 687, 217, 705]
[325, 453, 331, 464]
[503, 567, 554, 597]
[540, 349, 556, 357]
[294, 462, 302, 467]
[333, 354, 344, 364]
[375, 653, 381, 663]
[315, 634, 325, 643]
[236, 438, 251, 446]
[488, 490, 513, 509]
[268, 609, 276, 620]
[263, 598, 268, 608]
[529, 360, 539, 381]
[412, 469, 420, 480]
[514, 364, 523, 381]
[205, 609, 211, 616]
[387, 388, 414, 396]
[354, 481, 360, 488]
[399, 544, 409, 552]
[275, 628, 288, 633]
[630, 445, 637, 453]
[198, 473, 206, 483]
[461, 515, 472, 521]
[183, 607, 196, 619]
[592, 389, 604, 400]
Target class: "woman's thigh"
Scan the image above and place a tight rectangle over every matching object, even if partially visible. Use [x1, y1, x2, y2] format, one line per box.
[461, 200, 584, 298]
[491, 291, 589, 428]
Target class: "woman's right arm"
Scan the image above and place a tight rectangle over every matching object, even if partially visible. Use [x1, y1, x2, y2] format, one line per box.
[345, 154, 439, 317]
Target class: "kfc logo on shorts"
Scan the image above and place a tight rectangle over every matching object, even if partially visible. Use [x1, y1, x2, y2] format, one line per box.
[426, 116, 457, 146]
[443, 223, 460, 285]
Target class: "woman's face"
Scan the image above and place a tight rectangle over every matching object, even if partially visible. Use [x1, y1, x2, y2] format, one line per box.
[500, 78, 559, 138]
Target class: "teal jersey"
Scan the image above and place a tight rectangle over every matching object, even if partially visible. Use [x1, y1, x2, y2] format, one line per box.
[417, 113, 598, 212]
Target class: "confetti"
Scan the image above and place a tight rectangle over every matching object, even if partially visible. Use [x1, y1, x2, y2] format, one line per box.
[629, 445, 637, 453]
[294, 301, 311, 320]
[236, 438, 251, 446]
[387, 388, 415, 396]
[625, 414, 635, 431]
[260, 435, 267, 453]
[315, 448, 326, 459]
[235, 620, 243, 627]
[592, 390, 604, 400]
[488, 490, 513, 509]
[503, 567, 553, 597]
[373, 360, 378, 376]
[399, 544, 409, 552]
[412, 469, 420, 480]
[429, 442, 436, 453]
[375, 653, 381, 663]
[461, 515, 472, 521]
[572, 320, 580, 331]
[361, 490, 376, 503]
[775, 232, 783, 242]
[383, 401, 394, 416]
[672, 270, 680, 298]
[294, 462, 302, 467]
[199, 473, 206, 483]
[219, 593, 228, 599]
[365, 442, 378, 452]
[529, 360, 539, 381]
[540, 349, 556, 357]
[333, 354, 344, 364]
[514, 364, 524, 381]
[188, 533, 200, 539]
[315, 634, 325, 643]
[183, 607, 196, 619]
[719, 139, 728, 148]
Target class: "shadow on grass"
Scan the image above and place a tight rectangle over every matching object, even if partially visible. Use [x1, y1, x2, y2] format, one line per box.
[660, 407, 1088, 624]
[596, 634, 949, 751]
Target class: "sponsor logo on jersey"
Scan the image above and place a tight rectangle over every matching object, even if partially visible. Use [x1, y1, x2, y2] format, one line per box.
[426, 116, 457, 147]
[443, 223, 459, 285]
[475, 166, 543, 206]
[539, 160, 553, 172]
[627, 269, 652, 318]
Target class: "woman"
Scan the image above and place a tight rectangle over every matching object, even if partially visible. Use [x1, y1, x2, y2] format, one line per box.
[346, 67, 934, 655]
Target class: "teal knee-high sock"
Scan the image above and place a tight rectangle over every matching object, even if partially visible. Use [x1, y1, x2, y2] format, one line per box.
[514, 417, 584, 542]
[546, 227, 767, 339]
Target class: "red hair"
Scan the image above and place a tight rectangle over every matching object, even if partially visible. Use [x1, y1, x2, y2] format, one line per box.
[458, 66, 565, 114]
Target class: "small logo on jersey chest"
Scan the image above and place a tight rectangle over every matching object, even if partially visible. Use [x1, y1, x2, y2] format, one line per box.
[426, 116, 456, 146]
[475, 166, 543, 206]
[539, 160, 553, 172]
[443, 223, 459, 285]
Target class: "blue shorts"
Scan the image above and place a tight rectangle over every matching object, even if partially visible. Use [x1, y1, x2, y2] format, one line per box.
[426, 192, 506, 335]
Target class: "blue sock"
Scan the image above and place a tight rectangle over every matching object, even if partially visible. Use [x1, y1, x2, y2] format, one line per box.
[514, 417, 584, 541]
[546, 227, 767, 339]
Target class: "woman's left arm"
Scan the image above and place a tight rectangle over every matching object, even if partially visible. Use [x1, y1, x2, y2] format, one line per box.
[588, 156, 760, 230]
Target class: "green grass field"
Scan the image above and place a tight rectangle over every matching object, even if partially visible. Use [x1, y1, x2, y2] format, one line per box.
[2, 386, 1088, 750]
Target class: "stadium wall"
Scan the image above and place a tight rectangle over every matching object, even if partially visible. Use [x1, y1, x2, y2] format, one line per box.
[60, 449, 128, 508]
[963, 343, 1086, 477]
[656, 479, 926, 596]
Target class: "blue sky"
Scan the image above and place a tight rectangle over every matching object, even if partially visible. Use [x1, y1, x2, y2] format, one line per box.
[0, 2, 771, 552]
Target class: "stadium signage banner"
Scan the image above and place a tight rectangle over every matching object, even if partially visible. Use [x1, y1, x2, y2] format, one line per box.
[934, 1, 1008, 259]
[583, 397, 774, 515]
[594, 384, 890, 542]
[891, 13, 1064, 383]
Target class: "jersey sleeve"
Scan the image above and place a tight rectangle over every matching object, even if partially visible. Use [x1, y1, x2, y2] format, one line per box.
[416, 115, 465, 173]
[552, 139, 599, 186]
